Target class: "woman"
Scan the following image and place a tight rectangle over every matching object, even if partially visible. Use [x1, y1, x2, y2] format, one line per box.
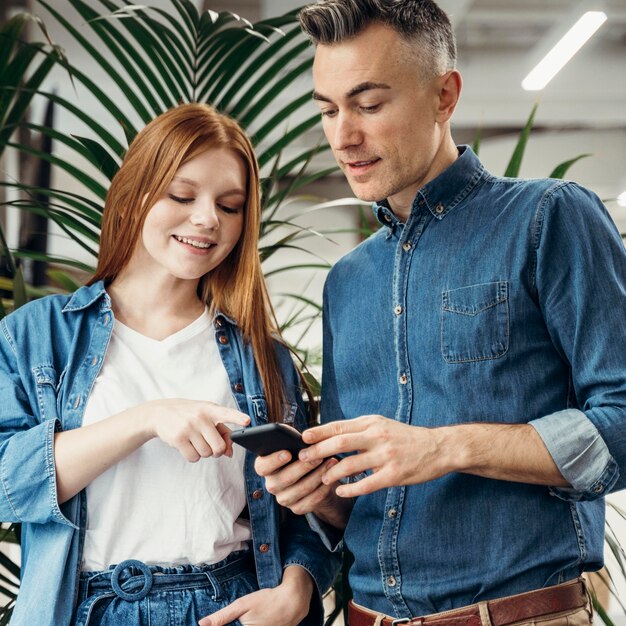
[0, 103, 339, 626]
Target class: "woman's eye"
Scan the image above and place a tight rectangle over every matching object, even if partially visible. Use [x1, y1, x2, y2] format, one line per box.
[218, 204, 240, 214]
[168, 194, 194, 204]
[320, 109, 337, 118]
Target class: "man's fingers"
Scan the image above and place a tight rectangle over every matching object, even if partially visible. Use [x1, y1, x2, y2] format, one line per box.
[254, 450, 292, 476]
[335, 471, 385, 498]
[321, 452, 373, 486]
[300, 430, 370, 463]
[302, 416, 372, 444]
[269, 460, 328, 510]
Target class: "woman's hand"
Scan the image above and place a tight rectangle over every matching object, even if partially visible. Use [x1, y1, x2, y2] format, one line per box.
[143, 399, 250, 461]
[198, 565, 314, 626]
[54, 399, 250, 503]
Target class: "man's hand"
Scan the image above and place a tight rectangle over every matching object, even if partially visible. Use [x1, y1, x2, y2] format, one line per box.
[198, 565, 313, 626]
[300, 415, 451, 497]
[254, 450, 350, 528]
[299, 416, 569, 497]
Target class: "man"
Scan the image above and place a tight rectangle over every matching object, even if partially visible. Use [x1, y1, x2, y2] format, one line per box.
[256, 0, 626, 624]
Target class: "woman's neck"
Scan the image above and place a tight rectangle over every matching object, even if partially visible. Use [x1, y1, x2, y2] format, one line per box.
[107, 272, 206, 341]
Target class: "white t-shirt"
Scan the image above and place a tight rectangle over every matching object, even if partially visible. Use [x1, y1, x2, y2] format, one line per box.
[80, 310, 251, 571]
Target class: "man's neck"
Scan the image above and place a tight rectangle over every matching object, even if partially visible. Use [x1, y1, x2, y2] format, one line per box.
[388, 134, 459, 222]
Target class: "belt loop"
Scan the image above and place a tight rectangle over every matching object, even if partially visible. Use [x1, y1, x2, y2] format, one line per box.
[203, 570, 221, 602]
[373, 615, 385, 626]
[581, 576, 594, 620]
[478, 602, 493, 626]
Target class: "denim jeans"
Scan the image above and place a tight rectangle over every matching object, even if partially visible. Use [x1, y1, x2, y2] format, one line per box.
[72, 549, 257, 626]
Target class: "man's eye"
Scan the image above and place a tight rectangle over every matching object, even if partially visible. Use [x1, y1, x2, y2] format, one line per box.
[320, 109, 337, 118]
[360, 104, 381, 113]
[168, 194, 194, 204]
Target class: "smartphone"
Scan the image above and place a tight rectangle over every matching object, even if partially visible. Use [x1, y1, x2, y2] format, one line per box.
[230, 423, 309, 458]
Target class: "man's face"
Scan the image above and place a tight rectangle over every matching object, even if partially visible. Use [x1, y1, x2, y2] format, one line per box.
[312, 22, 446, 212]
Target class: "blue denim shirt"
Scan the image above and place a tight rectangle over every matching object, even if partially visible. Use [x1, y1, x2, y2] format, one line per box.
[320, 146, 626, 614]
[0, 281, 339, 626]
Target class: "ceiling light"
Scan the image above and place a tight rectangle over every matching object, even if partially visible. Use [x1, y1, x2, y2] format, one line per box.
[618, 190, 626, 208]
[522, 11, 607, 91]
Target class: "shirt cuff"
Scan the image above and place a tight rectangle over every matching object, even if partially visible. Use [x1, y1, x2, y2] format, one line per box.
[305, 512, 344, 553]
[530, 408, 619, 501]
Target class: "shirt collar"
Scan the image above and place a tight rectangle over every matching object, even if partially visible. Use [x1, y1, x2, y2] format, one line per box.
[62, 280, 111, 313]
[373, 145, 485, 227]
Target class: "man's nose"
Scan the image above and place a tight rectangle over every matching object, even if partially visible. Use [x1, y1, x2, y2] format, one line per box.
[332, 112, 362, 151]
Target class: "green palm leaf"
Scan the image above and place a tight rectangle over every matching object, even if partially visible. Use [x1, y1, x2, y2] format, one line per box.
[504, 102, 538, 178]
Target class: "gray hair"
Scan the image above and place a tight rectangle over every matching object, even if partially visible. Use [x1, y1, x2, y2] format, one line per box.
[299, 0, 456, 78]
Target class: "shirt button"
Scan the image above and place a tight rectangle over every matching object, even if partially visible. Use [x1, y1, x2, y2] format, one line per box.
[387, 575, 397, 587]
[234, 383, 244, 393]
[252, 489, 263, 500]
[394, 305, 403, 315]
[218, 335, 229, 345]
[73, 395, 81, 409]
[435, 203, 444, 214]
[399, 374, 408, 385]
[259, 543, 270, 553]
[215, 317, 224, 328]
[384, 213, 393, 223]
[593, 484, 604, 494]
[402, 242, 412, 252]
[103, 313, 110, 326]
[388, 508, 397, 518]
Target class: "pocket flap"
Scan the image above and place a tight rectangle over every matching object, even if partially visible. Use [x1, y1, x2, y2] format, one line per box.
[443, 281, 508, 316]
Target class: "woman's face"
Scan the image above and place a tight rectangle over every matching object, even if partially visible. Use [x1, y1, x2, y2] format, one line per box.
[136, 147, 246, 284]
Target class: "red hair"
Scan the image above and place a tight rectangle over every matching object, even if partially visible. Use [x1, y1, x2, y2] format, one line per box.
[90, 103, 291, 422]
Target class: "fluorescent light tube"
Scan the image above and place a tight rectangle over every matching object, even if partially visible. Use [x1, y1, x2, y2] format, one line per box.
[522, 11, 607, 91]
[618, 190, 626, 207]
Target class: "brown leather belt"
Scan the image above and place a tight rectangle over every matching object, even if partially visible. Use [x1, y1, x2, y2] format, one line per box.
[348, 579, 588, 626]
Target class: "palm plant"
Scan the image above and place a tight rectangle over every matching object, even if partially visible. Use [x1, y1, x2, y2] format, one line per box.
[0, 11, 65, 317]
[2, 0, 346, 339]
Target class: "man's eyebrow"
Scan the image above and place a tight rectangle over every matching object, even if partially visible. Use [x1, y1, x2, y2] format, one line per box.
[312, 81, 391, 103]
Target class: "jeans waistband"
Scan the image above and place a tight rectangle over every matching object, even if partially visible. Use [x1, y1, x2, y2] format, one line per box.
[79, 549, 254, 602]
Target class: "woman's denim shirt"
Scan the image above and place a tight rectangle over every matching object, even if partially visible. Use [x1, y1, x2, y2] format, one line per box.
[0, 281, 339, 626]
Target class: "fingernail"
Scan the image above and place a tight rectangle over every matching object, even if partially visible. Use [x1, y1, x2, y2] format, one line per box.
[279, 452, 290, 462]
[299, 450, 309, 461]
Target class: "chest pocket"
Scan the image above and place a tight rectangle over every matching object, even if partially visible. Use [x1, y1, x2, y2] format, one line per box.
[441, 281, 509, 363]
[32, 365, 61, 421]
[250, 395, 298, 426]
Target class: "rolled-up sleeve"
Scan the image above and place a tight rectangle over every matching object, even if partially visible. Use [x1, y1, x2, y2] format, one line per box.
[0, 319, 75, 526]
[532, 182, 626, 500]
[530, 408, 619, 500]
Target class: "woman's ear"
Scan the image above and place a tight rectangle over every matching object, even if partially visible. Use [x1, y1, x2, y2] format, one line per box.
[436, 70, 462, 123]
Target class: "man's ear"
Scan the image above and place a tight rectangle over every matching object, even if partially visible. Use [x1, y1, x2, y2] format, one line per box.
[436, 70, 462, 123]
